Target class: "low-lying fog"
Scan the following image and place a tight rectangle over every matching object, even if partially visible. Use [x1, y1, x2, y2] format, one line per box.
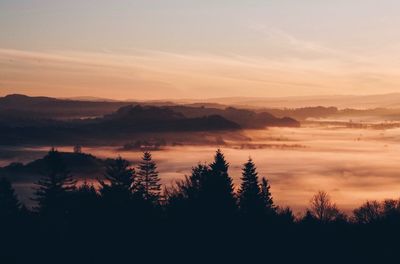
[3, 122, 400, 214]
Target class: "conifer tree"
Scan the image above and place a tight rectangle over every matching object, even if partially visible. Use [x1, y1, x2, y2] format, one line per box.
[99, 157, 135, 192]
[33, 149, 76, 215]
[97, 156, 145, 229]
[165, 164, 209, 218]
[260, 177, 275, 213]
[238, 158, 263, 215]
[188, 164, 210, 199]
[207, 149, 236, 215]
[0, 177, 21, 220]
[210, 149, 230, 175]
[136, 151, 161, 202]
[98, 156, 136, 205]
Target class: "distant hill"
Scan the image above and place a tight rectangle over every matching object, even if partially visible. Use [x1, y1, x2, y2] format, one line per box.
[0, 94, 55, 106]
[195, 94, 400, 109]
[63, 96, 119, 102]
[92, 105, 241, 132]
[167, 105, 299, 128]
[260, 106, 400, 122]
[0, 94, 132, 119]
[0, 103, 242, 145]
[0, 152, 106, 183]
[0, 94, 299, 128]
[0, 94, 228, 120]
[107, 105, 185, 121]
[6, 93, 400, 115]
[263, 107, 339, 121]
[0, 151, 108, 205]
[0, 94, 301, 146]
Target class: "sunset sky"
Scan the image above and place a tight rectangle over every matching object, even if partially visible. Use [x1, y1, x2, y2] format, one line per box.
[2, 0, 400, 99]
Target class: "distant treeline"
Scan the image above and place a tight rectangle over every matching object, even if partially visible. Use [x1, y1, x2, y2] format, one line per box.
[1, 149, 399, 263]
[0, 94, 299, 146]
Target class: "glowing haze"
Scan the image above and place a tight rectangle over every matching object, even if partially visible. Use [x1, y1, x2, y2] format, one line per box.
[2, 0, 400, 100]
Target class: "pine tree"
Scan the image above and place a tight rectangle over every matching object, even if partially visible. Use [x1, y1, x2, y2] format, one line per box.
[260, 177, 275, 213]
[97, 156, 146, 229]
[165, 164, 209, 219]
[98, 157, 136, 204]
[136, 151, 161, 202]
[0, 177, 21, 220]
[207, 149, 236, 216]
[33, 149, 76, 216]
[238, 158, 264, 215]
[188, 164, 209, 198]
[210, 149, 230, 175]
[99, 157, 135, 191]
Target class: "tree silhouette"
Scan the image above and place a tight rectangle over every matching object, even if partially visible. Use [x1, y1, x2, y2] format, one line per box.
[98, 157, 137, 209]
[70, 181, 99, 216]
[3, 148, 400, 262]
[381, 199, 400, 221]
[260, 177, 275, 213]
[166, 164, 209, 218]
[309, 191, 341, 223]
[207, 149, 237, 216]
[76, 181, 98, 196]
[167, 150, 237, 220]
[33, 149, 76, 216]
[67, 181, 101, 241]
[276, 207, 295, 224]
[353, 201, 382, 224]
[136, 151, 161, 202]
[238, 158, 264, 216]
[0, 177, 20, 220]
[0, 178, 23, 264]
[99, 157, 135, 193]
[167, 164, 207, 201]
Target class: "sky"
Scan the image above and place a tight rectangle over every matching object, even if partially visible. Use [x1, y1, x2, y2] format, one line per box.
[2, 0, 400, 100]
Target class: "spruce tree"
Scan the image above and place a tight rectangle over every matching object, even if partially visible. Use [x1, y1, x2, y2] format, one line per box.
[210, 149, 230, 175]
[98, 157, 136, 204]
[99, 157, 135, 191]
[207, 149, 236, 216]
[188, 164, 209, 198]
[238, 158, 263, 215]
[165, 164, 209, 219]
[136, 151, 161, 202]
[260, 177, 275, 213]
[33, 149, 76, 216]
[98, 156, 145, 229]
[0, 177, 21, 220]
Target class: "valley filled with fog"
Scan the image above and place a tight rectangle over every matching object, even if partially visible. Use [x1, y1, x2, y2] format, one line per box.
[3, 121, 400, 213]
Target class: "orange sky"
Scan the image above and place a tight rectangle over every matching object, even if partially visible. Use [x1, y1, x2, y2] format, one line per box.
[2, 48, 400, 100]
[2, 1, 400, 99]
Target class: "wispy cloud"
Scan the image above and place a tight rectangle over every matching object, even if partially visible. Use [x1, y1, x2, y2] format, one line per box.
[248, 23, 340, 55]
[1, 47, 400, 99]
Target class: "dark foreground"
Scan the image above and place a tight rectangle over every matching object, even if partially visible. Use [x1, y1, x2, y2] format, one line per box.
[1, 149, 399, 263]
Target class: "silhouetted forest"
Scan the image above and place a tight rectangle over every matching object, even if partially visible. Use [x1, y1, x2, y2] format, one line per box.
[1, 149, 400, 263]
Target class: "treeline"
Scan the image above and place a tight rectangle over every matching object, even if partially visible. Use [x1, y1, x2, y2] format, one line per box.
[1, 149, 400, 263]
